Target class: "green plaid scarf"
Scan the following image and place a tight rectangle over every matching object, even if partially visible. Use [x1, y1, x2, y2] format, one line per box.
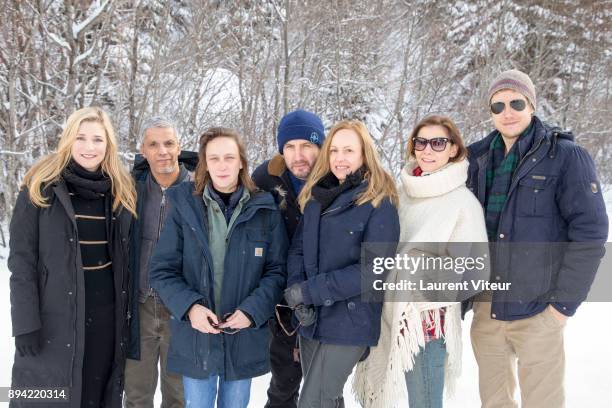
[484, 134, 520, 240]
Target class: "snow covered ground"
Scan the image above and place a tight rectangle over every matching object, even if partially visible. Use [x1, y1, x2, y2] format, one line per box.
[1, 189, 611, 407]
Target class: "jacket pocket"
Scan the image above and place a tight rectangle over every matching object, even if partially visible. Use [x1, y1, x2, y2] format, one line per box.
[345, 299, 370, 328]
[232, 326, 269, 366]
[516, 176, 557, 217]
[168, 317, 197, 360]
[246, 228, 270, 262]
[507, 243, 552, 301]
[345, 223, 366, 258]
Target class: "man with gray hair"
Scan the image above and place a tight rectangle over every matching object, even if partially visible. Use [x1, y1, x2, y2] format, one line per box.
[124, 117, 198, 408]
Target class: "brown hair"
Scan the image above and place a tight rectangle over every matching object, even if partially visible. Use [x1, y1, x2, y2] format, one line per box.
[193, 127, 256, 195]
[298, 119, 398, 210]
[407, 115, 467, 162]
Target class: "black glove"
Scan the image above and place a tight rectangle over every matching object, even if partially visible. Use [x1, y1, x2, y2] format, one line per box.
[15, 330, 41, 357]
[284, 283, 305, 309]
[294, 304, 316, 327]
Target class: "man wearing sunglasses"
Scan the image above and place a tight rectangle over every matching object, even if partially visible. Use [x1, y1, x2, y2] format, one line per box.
[252, 109, 325, 408]
[466, 69, 608, 408]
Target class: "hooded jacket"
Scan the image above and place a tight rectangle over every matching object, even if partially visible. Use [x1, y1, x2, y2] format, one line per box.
[466, 116, 608, 320]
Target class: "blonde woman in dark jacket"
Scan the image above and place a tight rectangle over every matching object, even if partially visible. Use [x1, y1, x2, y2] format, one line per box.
[9, 107, 136, 408]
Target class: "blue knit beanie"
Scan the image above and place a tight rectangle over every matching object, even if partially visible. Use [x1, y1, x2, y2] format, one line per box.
[277, 109, 325, 154]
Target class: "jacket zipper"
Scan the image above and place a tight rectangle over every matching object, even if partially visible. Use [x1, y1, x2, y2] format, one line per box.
[511, 137, 545, 185]
[495, 136, 545, 318]
[157, 189, 167, 240]
[70, 227, 78, 387]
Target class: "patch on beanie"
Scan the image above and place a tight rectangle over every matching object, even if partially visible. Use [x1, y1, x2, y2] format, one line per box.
[309, 132, 320, 144]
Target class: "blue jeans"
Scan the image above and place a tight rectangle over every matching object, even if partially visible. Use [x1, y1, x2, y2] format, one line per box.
[183, 375, 251, 408]
[404, 338, 446, 408]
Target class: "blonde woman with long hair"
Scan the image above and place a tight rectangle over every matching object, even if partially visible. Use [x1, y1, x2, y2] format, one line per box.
[284, 119, 400, 408]
[8, 107, 136, 408]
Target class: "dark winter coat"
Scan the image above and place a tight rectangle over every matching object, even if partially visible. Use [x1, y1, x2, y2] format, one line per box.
[8, 180, 132, 408]
[287, 181, 400, 347]
[466, 116, 608, 320]
[127, 151, 198, 360]
[149, 182, 288, 380]
[252, 154, 302, 239]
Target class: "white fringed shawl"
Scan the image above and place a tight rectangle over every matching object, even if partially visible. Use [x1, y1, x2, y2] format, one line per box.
[352, 159, 488, 407]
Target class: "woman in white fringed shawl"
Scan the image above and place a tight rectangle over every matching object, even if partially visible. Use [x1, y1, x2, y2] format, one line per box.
[353, 115, 488, 408]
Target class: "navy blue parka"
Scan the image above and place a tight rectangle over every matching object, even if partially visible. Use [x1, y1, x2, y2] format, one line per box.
[287, 181, 399, 347]
[149, 182, 288, 380]
[466, 116, 608, 320]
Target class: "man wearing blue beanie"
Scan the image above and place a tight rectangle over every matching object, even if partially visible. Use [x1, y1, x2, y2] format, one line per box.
[252, 109, 325, 408]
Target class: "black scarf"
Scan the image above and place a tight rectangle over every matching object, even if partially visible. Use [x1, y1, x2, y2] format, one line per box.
[311, 166, 366, 211]
[62, 160, 112, 200]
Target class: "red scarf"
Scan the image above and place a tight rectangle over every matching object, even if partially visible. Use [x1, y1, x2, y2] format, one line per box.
[411, 165, 445, 340]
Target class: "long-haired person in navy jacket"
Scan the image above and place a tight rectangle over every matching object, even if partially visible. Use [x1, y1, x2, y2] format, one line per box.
[284, 120, 400, 408]
[149, 127, 288, 408]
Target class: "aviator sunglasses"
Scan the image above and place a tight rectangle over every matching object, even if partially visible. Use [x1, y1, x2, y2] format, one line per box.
[490, 99, 527, 115]
[412, 136, 452, 152]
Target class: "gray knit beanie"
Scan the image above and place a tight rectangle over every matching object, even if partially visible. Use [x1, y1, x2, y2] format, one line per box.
[487, 69, 536, 110]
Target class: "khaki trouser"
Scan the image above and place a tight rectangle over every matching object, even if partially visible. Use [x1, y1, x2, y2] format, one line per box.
[470, 297, 566, 408]
[124, 295, 184, 408]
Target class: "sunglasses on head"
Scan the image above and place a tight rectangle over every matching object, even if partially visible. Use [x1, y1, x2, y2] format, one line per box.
[490, 99, 527, 115]
[209, 313, 241, 335]
[412, 136, 452, 152]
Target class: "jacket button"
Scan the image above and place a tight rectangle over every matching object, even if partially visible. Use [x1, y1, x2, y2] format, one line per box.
[495, 276, 500, 281]
[534, 189, 539, 193]
[69, 238, 74, 242]
[491, 313, 496, 319]
[532, 158, 536, 162]
[499, 233, 505, 239]
[324, 299, 332, 306]
[347, 302, 355, 310]
[68, 291, 73, 295]
[66, 343, 71, 347]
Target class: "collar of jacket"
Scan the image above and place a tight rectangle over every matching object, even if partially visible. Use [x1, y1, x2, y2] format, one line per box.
[400, 159, 468, 199]
[267, 154, 287, 177]
[306, 179, 369, 215]
[468, 115, 573, 161]
[169, 182, 277, 247]
[266, 154, 298, 209]
[202, 184, 250, 216]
